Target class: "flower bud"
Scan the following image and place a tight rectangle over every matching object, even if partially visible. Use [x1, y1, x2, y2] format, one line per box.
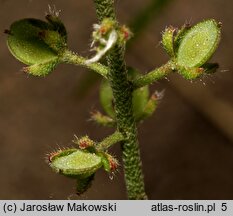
[73, 135, 95, 150]
[119, 25, 132, 43]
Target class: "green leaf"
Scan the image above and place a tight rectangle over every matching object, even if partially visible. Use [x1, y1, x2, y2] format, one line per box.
[50, 149, 102, 178]
[177, 19, 221, 68]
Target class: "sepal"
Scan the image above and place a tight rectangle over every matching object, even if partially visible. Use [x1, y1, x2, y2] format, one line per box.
[161, 26, 176, 57]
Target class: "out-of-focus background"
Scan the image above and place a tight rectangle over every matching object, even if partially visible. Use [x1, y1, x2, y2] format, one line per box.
[0, 0, 232, 199]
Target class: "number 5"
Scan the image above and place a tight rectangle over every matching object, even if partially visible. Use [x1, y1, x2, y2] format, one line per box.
[221, 203, 227, 211]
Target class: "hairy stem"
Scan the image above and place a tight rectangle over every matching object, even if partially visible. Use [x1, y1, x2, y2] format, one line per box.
[96, 131, 124, 151]
[61, 50, 109, 78]
[94, 0, 147, 199]
[93, 0, 116, 20]
[133, 61, 175, 89]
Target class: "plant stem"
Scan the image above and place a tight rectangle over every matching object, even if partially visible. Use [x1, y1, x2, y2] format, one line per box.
[96, 131, 124, 152]
[93, 0, 147, 199]
[133, 61, 175, 89]
[93, 0, 116, 21]
[61, 50, 109, 78]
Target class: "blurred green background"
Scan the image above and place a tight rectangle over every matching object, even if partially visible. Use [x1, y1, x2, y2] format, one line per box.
[0, 0, 233, 199]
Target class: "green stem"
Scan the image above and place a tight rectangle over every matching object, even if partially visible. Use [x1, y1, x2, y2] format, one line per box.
[61, 50, 109, 78]
[93, 0, 116, 20]
[93, 0, 147, 200]
[133, 61, 175, 89]
[96, 131, 124, 151]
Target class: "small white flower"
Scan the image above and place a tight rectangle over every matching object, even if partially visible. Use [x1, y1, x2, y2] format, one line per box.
[86, 30, 118, 64]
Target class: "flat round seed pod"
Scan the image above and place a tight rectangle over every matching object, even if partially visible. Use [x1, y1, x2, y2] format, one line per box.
[7, 18, 59, 65]
[177, 19, 221, 68]
[99, 79, 115, 118]
[50, 149, 102, 178]
[130, 69, 149, 119]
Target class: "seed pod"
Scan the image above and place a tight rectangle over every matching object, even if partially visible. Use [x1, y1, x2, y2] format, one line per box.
[49, 149, 102, 178]
[99, 68, 149, 120]
[177, 19, 221, 68]
[135, 91, 164, 122]
[129, 68, 149, 119]
[6, 17, 67, 76]
[99, 78, 115, 118]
